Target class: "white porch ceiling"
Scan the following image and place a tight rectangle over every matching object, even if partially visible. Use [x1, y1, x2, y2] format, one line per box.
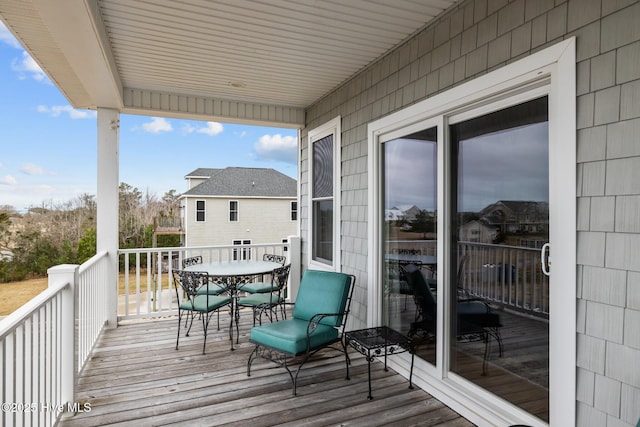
[0, 0, 459, 127]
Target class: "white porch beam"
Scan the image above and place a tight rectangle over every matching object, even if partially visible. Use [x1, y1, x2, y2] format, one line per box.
[97, 108, 120, 328]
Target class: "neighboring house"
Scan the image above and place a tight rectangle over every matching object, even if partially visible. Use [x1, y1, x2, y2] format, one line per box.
[180, 167, 297, 257]
[458, 219, 499, 243]
[385, 205, 421, 222]
[479, 200, 550, 235]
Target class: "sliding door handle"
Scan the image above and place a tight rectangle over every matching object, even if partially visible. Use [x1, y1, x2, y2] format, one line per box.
[541, 243, 551, 276]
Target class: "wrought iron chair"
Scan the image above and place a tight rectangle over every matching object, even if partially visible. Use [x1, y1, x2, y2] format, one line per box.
[241, 253, 287, 294]
[402, 263, 503, 374]
[247, 269, 356, 395]
[237, 264, 291, 326]
[182, 255, 203, 268]
[173, 270, 232, 354]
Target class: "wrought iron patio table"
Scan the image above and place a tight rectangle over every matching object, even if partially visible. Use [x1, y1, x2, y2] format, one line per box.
[185, 260, 281, 350]
[345, 326, 415, 400]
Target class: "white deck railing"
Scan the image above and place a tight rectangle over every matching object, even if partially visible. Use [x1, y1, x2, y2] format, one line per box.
[117, 241, 297, 320]
[77, 252, 110, 371]
[0, 252, 110, 426]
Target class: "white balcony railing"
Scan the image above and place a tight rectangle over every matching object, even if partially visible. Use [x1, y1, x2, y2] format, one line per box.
[0, 251, 110, 427]
[117, 241, 297, 320]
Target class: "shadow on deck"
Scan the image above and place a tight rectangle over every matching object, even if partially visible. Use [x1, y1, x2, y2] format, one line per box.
[60, 311, 474, 427]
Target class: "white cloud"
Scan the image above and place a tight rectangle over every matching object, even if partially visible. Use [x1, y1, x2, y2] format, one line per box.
[197, 122, 224, 136]
[20, 163, 56, 176]
[0, 22, 22, 49]
[37, 105, 96, 119]
[254, 134, 298, 165]
[11, 51, 48, 82]
[142, 117, 173, 133]
[0, 175, 17, 185]
[181, 121, 223, 136]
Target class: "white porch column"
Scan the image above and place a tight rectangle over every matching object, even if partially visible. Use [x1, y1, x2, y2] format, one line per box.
[97, 108, 120, 328]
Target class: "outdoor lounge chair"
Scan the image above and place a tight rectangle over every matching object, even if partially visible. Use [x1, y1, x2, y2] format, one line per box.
[173, 270, 232, 354]
[241, 253, 287, 293]
[237, 264, 291, 325]
[402, 263, 503, 374]
[247, 269, 356, 395]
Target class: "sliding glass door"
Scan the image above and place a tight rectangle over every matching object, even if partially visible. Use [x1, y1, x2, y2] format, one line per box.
[379, 96, 551, 422]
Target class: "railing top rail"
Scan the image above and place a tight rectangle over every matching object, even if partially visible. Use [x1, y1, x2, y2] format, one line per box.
[0, 280, 69, 339]
[118, 242, 289, 254]
[458, 240, 542, 253]
[78, 250, 109, 274]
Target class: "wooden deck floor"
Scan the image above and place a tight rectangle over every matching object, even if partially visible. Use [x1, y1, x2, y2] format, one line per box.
[60, 311, 473, 427]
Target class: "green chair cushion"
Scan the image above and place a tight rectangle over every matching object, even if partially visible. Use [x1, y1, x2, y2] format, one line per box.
[196, 283, 226, 295]
[238, 294, 283, 307]
[241, 281, 276, 293]
[180, 295, 231, 312]
[250, 318, 339, 355]
[292, 270, 351, 327]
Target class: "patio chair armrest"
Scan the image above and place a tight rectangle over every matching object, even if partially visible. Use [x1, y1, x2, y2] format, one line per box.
[307, 312, 341, 336]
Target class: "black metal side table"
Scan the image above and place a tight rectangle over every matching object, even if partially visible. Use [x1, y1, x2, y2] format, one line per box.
[345, 326, 415, 400]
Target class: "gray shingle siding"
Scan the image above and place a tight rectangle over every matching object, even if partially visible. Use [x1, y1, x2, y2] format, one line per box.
[300, 0, 640, 424]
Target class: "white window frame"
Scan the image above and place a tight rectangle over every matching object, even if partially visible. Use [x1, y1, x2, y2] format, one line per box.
[195, 200, 205, 222]
[229, 200, 239, 222]
[367, 39, 576, 427]
[308, 116, 341, 271]
[232, 239, 251, 260]
[290, 201, 297, 221]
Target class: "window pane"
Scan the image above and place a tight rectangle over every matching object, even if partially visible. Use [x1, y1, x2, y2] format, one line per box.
[312, 200, 333, 263]
[382, 127, 437, 366]
[313, 135, 333, 198]
[229, 201, 238, 221]
[450, 97, 549, 421]
[196, 200, 205, 222]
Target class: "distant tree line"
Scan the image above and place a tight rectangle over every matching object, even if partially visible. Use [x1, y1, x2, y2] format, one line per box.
[0, 184, 181, 282]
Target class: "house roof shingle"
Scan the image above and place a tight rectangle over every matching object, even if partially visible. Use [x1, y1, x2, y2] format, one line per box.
[182, 167, 297, 198]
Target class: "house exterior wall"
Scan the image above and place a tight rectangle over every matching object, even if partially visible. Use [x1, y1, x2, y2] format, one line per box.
[184, 197, 296, 249]
[300, 0, 640, 425]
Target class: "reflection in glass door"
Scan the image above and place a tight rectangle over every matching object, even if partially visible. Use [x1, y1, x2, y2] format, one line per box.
[382, 127, 437, 365]
[449, 97, 550, 421]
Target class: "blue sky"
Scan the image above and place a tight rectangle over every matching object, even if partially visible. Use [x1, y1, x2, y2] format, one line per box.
[0, 23, 298, 212]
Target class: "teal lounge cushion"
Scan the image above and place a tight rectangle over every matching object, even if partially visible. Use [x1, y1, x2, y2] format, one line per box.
[180, 295, 231, 312]
[292, 270, 351, 327]
[196, 283, 226, 295]
[250, 318, 339, 355]
[238, 293, 283, 307]
[241, 281, 276, 293]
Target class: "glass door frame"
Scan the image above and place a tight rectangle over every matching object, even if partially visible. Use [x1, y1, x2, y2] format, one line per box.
[367, 38, 575, 426]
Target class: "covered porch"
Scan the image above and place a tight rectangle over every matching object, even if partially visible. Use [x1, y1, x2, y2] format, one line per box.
[8, 0, 640, 426]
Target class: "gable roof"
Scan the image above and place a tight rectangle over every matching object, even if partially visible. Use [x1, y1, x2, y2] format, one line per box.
[182, 167, 296, 198]
[185, 168, 223, 179]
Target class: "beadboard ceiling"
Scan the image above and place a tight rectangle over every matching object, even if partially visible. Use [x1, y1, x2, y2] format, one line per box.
[1, 0, 458, 127]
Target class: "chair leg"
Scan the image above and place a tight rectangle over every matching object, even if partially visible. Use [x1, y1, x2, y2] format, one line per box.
[201, 310, 214, 355]
[185, 311, 195, 337]
[342, 339, 351, 380]
[176, 309, 182, 350]
[247, 345, 259, 376]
